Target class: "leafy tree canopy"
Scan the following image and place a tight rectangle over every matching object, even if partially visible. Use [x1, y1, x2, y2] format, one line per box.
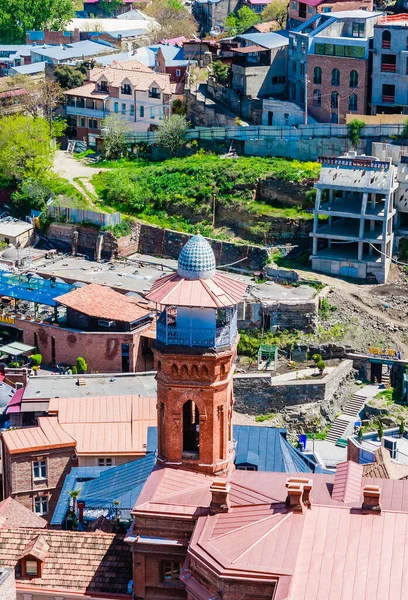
[261, 0, 288, 28]
[156, 114, 190, 156]
[144, 0, 197, 43]
[0, 115, 55, 181]
[54, 64, 85, 90]
[211, 60, 230, 84]
[224, 6, 260, 35]
[0, 0, 75, 43]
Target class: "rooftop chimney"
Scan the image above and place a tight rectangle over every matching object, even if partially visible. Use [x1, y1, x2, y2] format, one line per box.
[362, 484, 381, 514]
[77, 500, 85, 524]
[209, 479, 230, 514]
[286, 477, 313, 513]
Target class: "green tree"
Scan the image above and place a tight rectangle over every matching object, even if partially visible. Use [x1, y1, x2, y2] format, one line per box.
[0, 115, 55, 182]
[67, 488, 81, 513]
[76, 356, 88, 373]
[144, 0, 198, 42]
[261, 0, 288, 28]
[347, 119, 365, 146]
[11, 178, 52, 216]
[101, 114, 128, 160]
[0, 0, 75, 43]
[224, 6, 260, 35]
[54, 64, 85, 90]
[156, 114, 189, 156]
[211, 60, 230, 85]
[377, 418, 384, 440]
[399, 419, 405, 437]
[30, 353, 42, 367]
[99, 0, 122, 15]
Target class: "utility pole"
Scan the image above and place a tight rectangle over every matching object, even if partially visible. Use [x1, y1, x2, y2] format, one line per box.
[212, 192, 216, 228]
[304, 75, 309, 125]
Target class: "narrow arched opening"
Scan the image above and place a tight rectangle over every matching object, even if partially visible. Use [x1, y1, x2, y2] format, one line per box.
[183, 400, 199, 457]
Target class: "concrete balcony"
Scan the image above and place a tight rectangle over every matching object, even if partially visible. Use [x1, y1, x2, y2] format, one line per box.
[313, 220, 386, 242]
[66, 105, 108, 119]
[319, 199, 389, 220]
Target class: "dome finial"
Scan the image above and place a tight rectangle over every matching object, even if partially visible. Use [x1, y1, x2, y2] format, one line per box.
[177, 234, 216, 280]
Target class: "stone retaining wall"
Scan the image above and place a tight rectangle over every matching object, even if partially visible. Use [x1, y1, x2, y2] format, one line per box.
[233, 359, 353, 413]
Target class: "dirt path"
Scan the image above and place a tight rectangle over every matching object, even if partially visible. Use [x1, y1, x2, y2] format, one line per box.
[53, 150, 106, 204]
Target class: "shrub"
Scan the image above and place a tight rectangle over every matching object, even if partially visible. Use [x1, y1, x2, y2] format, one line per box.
[347, 119, 365, 146]
[319, 297, 337, 319]
[312, 353, 322, 364]
[377, 418, 384, 439]
[30, 353, 42, 367]
[358, 427, 363, 440]
[71, 365, 77, 375]
[399, 419, 405, 436]
[317, 360, 326, 373]
[76, 357, 88, 373]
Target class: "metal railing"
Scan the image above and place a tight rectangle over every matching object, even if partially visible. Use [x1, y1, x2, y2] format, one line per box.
[118, 123, 407, 145]
[156, 321, 237, 348]
[66, 106, 108, 119]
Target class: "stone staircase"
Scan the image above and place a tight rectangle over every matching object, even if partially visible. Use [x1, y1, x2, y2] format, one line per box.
[381, 364, 391, 387]
[326, 416, 354, 443]
[342, 392, 367, 417]
[326, 391, 368, 443]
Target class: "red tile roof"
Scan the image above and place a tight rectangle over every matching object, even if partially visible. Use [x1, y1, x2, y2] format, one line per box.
[0, 528, 132, 596]
[56, 283, 152, 323]
[0, 498, 47, 529]
[146, 272, 247, 309]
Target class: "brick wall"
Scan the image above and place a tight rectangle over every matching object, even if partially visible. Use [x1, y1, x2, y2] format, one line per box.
[16, 319, 148, 373]
[307, 55, 369, 124]
[3, 445, 75, 522]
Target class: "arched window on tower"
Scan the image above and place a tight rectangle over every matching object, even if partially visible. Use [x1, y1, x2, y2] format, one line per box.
[313, 66, 322, 84]
[183, 400, 199, 456]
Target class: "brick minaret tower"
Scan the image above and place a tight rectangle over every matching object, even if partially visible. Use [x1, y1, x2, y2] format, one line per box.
[146, 235, 247, 476]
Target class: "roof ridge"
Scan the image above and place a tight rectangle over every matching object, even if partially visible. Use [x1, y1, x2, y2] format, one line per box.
[230, 512, 293, 564]
[209, 510, 283, 541]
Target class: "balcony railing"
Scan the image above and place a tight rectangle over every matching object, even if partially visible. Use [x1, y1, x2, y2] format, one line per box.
[381, 63, 396, 72]
[66, 105, 108, 119]
[382, 95, 395, 103]
[382, 40, 391, 48]
[156, 321, 237, 348]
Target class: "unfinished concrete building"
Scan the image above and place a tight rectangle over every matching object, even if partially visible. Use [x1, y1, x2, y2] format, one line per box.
[310, 153, 397, 283]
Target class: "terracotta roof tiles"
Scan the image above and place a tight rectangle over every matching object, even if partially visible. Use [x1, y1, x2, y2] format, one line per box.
[0, 528, 132, 595]
[0, 498, 47, 529]
[56, 283, 152, 323]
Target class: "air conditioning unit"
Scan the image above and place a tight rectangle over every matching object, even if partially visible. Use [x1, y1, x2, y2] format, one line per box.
[382, 436, 397, 459]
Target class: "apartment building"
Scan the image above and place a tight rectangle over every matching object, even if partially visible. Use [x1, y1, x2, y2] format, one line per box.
[371, 15, 408, 115]
[310, 152, 397, 283]
[288, 0, 373, 29]
[65, 59, 172, 140]
[230, 31, 289, 98]
[288, 10, 381, 123]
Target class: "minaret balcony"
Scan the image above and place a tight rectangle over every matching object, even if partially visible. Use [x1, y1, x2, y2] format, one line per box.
[156, 317, 237, 349]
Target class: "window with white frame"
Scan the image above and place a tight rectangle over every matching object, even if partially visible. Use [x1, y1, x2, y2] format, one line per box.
[98, 458, 113, 466]
[150, 106, 155, 119]
[33, 459, 47, 480]
[34, 495, 48, 515]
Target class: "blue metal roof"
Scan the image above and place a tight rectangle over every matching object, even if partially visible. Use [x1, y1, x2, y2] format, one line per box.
[233, 425, 313, 473]
[51, 454, 156, 526]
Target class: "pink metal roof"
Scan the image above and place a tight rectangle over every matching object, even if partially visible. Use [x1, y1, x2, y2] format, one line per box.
[2, 416, 75, 454]
[134, 465, 408, 599]
[332, 460, 363, 503]
[146, 271, 247, 309]
[288, 506, 408, 600]
[5, 386, 24, 414]
[48, 395, 156, 455]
